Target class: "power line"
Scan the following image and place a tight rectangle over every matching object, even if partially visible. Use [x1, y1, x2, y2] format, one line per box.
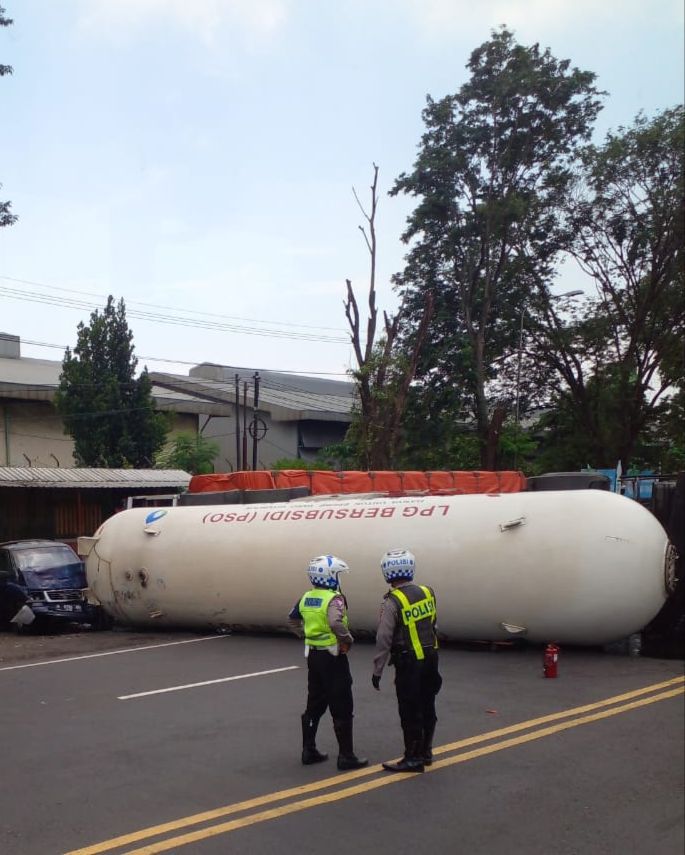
[6, 431, 75, 443]
[6, 429, 327, 464]
[0, 334, 352, 376]
[2, 377, 355, 418]
[153, 372, 354, 400]
[0, 274, 348, 333]
[0, 285, 349, 343]
[221, 377, 353, 407]
[3, 377, 354, 400]
[0, 282, 350, 344]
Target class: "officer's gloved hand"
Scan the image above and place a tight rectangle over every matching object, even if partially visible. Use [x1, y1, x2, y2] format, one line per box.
[372, 675, 381, 691]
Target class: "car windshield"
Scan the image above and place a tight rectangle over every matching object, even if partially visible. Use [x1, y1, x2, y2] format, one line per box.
[13, 546, 80, 572]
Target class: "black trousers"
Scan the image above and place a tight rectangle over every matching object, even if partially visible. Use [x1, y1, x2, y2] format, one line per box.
[304, 649, 354, 721]
[393, 648, 442, 740]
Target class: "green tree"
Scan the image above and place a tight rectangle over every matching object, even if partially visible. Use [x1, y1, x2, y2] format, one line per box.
[272, 457, 331, 471]
[652, 388, 685, 473]
[1, 5, 16, 228]
[391, 27, 603, 469]
[534, 107, 685, 468]
[56, 296, 169, 467]
[312, 440, 362, 470]
[156, 432, 219, 475]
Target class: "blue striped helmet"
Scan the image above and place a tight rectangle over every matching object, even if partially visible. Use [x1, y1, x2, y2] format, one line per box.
[381, 549, 415, 582]
[307, 554, 349, 589]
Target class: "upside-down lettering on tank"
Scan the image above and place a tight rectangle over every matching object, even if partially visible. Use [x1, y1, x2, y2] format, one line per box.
[84, 492, 673, 645]
[202, 503, 452, 525]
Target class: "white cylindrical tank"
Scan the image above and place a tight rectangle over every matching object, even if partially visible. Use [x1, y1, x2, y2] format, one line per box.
[79, 490, 674, 645]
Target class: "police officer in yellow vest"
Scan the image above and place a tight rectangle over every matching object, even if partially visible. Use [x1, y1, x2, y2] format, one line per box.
[288, 555, 368, 771]
[372, 548, 442, 773]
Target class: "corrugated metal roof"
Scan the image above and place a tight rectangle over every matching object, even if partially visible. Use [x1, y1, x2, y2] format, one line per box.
[0, 356, 234, 415]
[190, 363, 355, 398]
[0, 467, 191, 489]
[0, 355, 62, 385]
[0, 353, 356, 420]
[150, 371, 355, 422]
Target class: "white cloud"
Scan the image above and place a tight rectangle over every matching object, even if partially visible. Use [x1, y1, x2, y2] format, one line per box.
[404, 0, 683, 37]
[78, 0, 288, 44]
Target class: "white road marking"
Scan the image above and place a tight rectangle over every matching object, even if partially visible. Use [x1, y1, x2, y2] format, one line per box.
[0, 635, 228, 672]
[118, 666, 300, 699]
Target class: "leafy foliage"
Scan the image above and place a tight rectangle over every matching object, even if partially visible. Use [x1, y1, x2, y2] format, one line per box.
[533, 106, 685, 468]
[0, 6, 11, 75]
[55, 296, 169, 467]
[312, 441, 363, 471]
[345, 332, 435, 469]
[0, 184, 13, 228]
[496, 422, 539, 472]
[272, 457, 332, 471]
[652, 389, 685, 473]
[391, 27, 604, 468]
[156, 432, 219, 475]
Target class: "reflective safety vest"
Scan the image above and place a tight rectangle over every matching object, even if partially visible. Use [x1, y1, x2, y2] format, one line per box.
[298, 588, 348, 648]
[390, 584, 437, 660]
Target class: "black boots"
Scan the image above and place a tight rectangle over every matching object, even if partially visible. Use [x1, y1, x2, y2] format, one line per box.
[302, 715, 368, 770]
[301, 714, 328, 765]
[422, 719, 437, 766]
[383, 721, 437, 772]
[381, 742, 425, 773]
[382, 726, 425, 773]
[333, 718, 369, 770]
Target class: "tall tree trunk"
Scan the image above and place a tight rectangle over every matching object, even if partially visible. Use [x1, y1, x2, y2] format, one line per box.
[483, 406, 506, 470]
[345, 166, 433, 470]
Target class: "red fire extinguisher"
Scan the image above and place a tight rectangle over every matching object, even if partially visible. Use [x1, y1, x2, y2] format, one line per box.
[543, 643, 560, 678]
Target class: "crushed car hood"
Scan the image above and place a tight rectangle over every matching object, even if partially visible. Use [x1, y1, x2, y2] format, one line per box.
[20, 563, 87, 591]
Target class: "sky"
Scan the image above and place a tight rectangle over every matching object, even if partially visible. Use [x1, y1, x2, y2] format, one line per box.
[1, 0, 683, 378]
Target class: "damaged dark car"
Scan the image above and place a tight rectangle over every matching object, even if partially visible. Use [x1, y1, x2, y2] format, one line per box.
[0, 539, 105, 630]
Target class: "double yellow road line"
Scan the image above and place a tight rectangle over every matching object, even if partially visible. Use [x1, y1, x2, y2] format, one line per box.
[67, 676, 684, 855]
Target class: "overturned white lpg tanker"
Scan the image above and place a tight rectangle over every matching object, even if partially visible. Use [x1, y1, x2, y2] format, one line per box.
[78, 490, 676, 646]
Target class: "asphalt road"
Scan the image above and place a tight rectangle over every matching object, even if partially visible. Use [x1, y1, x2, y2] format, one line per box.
[0, 628, 683, 855]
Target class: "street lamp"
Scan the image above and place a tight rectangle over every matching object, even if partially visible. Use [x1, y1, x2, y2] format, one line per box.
[514, 289, 583, 427]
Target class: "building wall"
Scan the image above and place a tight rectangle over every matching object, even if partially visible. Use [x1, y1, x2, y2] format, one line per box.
[200, 411, 351, 471]
[162, 413, 200, 443]
[0, 486, 185, 543]
[200, 410, 299, 471]
[0, 396, 345, 472]
[0, 400, 76, 467]
[0, 401, 199, 468]
[0, 487, 103, 542]
[298, 419, 349, 462]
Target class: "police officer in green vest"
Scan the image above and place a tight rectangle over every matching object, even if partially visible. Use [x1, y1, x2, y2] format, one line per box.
[372, 548, 442, 773]
[288, 554, 368, 771]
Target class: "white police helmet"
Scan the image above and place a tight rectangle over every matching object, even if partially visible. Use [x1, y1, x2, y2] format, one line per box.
[381, 549, 416, 583]
[307, 555, 350, 590]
